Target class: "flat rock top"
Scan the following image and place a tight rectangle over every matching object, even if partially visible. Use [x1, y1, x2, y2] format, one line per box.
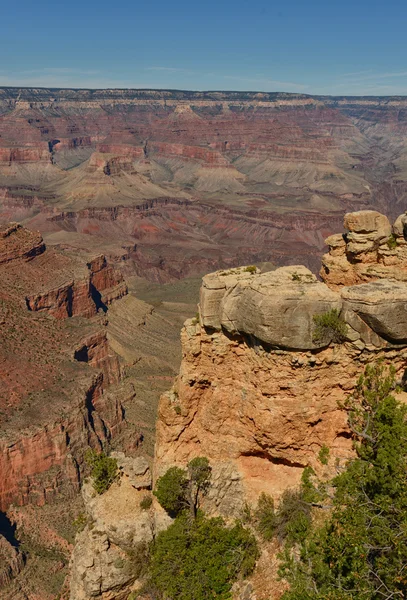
[342, 279, 407, 302]
[344, 210, 391, 234]
[201, 266, 261, 290]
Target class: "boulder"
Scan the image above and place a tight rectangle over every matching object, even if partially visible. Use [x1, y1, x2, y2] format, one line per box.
[344, 210, 391, 236]
[341, 280, 407, 342]
[199, 266, 260, 329]
[111, 452, 151, 490]
[220, 266, 342, 350]
[393, 212, 407, 239]
[344, 210, 392, 256]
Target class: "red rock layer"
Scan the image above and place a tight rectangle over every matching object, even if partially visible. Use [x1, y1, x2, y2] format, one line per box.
[0, 223, 45, 265]
[0, 373, 125, 511]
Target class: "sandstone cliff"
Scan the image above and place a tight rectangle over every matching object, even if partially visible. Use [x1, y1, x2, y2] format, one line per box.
[155, 210, 407, 517]
[66, 209, 407, 600]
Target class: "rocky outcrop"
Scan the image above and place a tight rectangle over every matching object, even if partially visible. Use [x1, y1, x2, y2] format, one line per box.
[69, 458, 169, 600]
[0, 222, 45, 264]
[0, 373, 126, 511]
[26, 277, 97, 319]
[88, 255, 128, 307]
[0, 535, 24, 588]
[201, 266, 341, 350]
[321, 210, 407, 288]
[74, 331, 122, 386]
[155, 212, 407, 515]
[25, 250, 127, 319]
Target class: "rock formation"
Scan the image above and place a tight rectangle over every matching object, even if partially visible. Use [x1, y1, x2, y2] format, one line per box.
[0, 535, 24, 589]
[69, 456, 169, 600]
[0, 223, 133, 514]
[2, 88, 407, 281]
[66, 209, 407, 600]
[155, 210, 407, 516]
[322, 209, 407, 288]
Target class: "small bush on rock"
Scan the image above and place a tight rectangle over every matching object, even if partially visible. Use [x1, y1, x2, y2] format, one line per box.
[154, 457, 212, 519]
[85, 450, 118, 494]
[313, 309, 347, 344]
[140, 495, 153, 510]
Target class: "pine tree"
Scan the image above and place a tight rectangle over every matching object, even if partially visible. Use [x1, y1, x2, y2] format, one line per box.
[280, 363, 407, 600]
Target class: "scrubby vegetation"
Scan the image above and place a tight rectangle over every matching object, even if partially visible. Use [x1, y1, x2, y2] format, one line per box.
[313, 308, 347, 344]
[244, 265, 257, 273]
[279, 364, 407, 599]
[148, 512, 258, 600]
[387, 233, 398, 249]
[85, 450, 118, 494]
[140, 495, 153, 510]
[149, 456, 258, 599]
[154, 457, 211, 519]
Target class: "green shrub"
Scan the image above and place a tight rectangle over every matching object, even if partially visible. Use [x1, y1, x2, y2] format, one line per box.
[85, 450, 118, 494]
[318, 444, 330, 465]
[254, 492, 276, 540]
[153, 466, 188, 517]
[254, 487, 311, 546]
[312, 309, 347, 344]
[140, 495, 153, 510]
[279, 364, 407, 599]
[149, 512, 259, 600]
[154, 458, 212, 519]
[244, 265, 257, 273]
[291, 271, 301, 281]
[387, 233, 398, 249]
[274, 489, 312, 545]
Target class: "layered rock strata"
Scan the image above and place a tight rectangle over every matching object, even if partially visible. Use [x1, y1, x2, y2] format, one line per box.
[321, 210, 407, 288]
[155, 210, 407, 515]
[0, 224, 130, 512]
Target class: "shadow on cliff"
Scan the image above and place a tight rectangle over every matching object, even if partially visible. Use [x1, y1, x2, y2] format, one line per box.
[0, 512, 19, 548]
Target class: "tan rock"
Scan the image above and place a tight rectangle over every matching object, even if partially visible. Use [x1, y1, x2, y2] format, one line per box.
[393, 212, 407, 238]
[344, 210, 391, 236]
[342, 280, 407, 342]
[321, 211, 407, 289]
[69, 466, 165, 600]
[220, 266, 342, 350]
[110, 453, 151, 490]
[199, 266, 260, 329]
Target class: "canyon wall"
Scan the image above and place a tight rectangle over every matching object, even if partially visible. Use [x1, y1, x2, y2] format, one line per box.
[0, 223, 132, 513]
[1, 88, 407, 280]
[154, 210, 407, 515]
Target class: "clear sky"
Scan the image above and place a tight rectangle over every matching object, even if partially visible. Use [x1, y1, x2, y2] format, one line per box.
[2, 0, 407, 96]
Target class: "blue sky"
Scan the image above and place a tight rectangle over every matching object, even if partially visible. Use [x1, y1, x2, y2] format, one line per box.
[2, 0, 407, 95]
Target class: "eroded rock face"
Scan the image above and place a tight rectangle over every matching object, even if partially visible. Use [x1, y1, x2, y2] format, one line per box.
[220, 266, 341, 350]
[155, 218, 407, 515]
[199, 266, 261, 329]
[69, 459, 169, 600]
[200, 265, 343, 349]
[156, 320, 407, 515]
[25, 250, 128, 320]
[342, 280, 407, 342]
[0, 222, 45, 264]
[0, 535, 24, 589]
[321, 210, 407, 288]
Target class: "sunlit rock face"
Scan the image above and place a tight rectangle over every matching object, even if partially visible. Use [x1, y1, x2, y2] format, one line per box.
[155, 210, 407, 516]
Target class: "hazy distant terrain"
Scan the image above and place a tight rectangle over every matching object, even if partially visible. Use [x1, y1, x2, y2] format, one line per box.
[1, 88, 407, 279]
